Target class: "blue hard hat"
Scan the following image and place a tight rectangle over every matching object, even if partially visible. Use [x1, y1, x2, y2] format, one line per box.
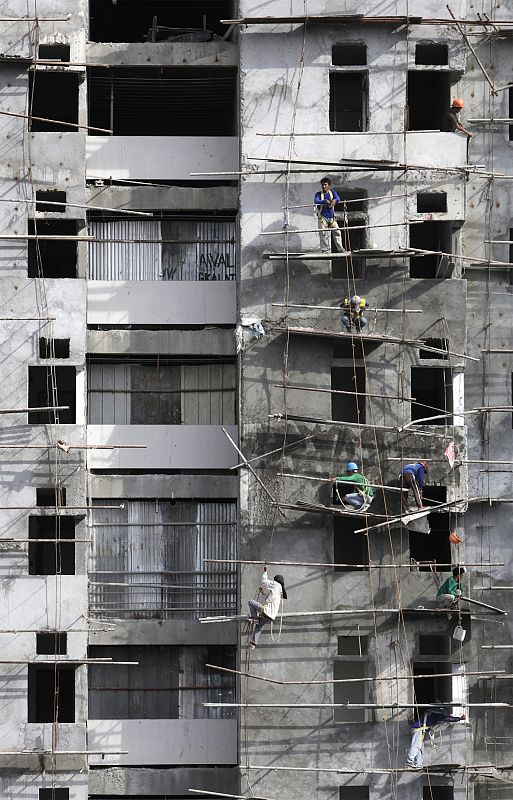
[346, 462, 359, 471]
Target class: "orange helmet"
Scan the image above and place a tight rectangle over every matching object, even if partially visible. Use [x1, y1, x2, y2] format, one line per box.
[451, 98, 464, 109]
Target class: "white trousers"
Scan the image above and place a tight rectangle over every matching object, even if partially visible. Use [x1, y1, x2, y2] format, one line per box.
[406, 727, 425, 767]
[317, 216, 344, 253]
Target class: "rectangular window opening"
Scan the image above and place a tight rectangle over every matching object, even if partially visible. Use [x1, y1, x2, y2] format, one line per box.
[331, 366, 366, 423]
[417, 192, 447, 213]
[334, 636, 369, 723]
[411, 366, 452, 424]
[415, 42, 449, 66]
[28, 516, 76, 576]
[332, 43, 367, 66]
[423, 788, 454, 800]
[28, 665, 75, 722]
[419, 634, 452, 657]
[333, 517, 369, 571]
[339, 788, 370, 800]
[39, 338, 70, 359]
[329, 72, 367, 132]
[28, 365, 76, 424]
[36, 190, 67, 213]
[407, 71, 450, 131]
[36, 487, 67, 507]
[331, 189, 368, 278]
[333, 340, 366, 359]
[28, 219, 78, 278]
[39, 790, 70, 800]
[28, 72, 79, 132]
[413, 661, 452, 709]
[410, 509, 451, 571]
[409, 221, 454, 278]
[36, 631, 67, 655]
[419, 338, 449, 359]
[338, 636, 368, 656]
[38, 44, 71, 62]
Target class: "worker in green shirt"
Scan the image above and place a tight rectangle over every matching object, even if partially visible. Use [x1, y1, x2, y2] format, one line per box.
[334, 462, 374, 510]
[437, 567, 466, 607]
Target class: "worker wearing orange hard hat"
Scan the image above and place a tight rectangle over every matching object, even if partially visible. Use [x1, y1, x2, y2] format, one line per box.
[441, 98, 474, 138]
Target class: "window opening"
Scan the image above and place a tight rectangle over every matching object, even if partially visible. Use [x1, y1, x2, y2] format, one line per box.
[39, 338, 70, 359]
[413, 661, 452, 709]
[38, 44, 71, 62]
[28, 516, 76, 576]
[338, 636, 368, 656]
[417, 192, 447, 213]
[28, 72, 79, 132]
[28, 219, 78, 278]
[411, 367, 452, 424]
[39, 790, 70, 800]
[333, 340, 366, 359]
[28, 665, 75, 722]
[36, 487, 66, 507]
[334, 636, 369, 723]
[331, 366, 365, 423]
[409, 221, 454, 278]
[36, 631, 67, 655]
[339, 788, 370, 800]
[415, 43, 449, 66]
[28, 366, 76, 424]
[36, 190, 67, 213]
[419, 339, 449, 359]
[419, 635, 451, 657]
[329, 73, 367, 132]
[410, 511, 451, 571]
[423, 788, 454, 800]
[333, 517, 369, 571]
[332, 43, 367, 66]
[331, 189, 368, 278]
[407, 71, 450, 130]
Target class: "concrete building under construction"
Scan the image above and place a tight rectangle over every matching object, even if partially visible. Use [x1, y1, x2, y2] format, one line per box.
[0, 1, 511, 799]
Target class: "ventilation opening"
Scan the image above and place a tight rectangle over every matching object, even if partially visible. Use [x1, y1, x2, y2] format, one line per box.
[334, 636, 369, 723]
[39, 791, 70, 800]
[411, 367, 452, 424]
[410, 511, 451, 571]
[413, 661, 452, 709]
[331, 366, 365, 423]
[332, 43, 367, 66]
[36, 631, 67, 655]
[419, 338, 449, 359]
[329, 72, 367, 132]
[38, 44, 71, 62]
[89, 0, 235, 42]
[88, 67, 237, 136]
[28, 72, 79, 132]
[36, 487, 66, 507]
[28, 219, 78, 278]
[333, 517, 369, 571]
[28, 366, 76, 424]
[39, 338, 70, 359]
[415, 43, 449, 66]
[423, 788, 454, 800]
[28, 665, 75, 722]
[409, 221, 454, 278]
[340, 788, 370, 800]
[417, 192, 447, 213]
[407, 71, 450, 130]
[28, 516, 76, 575]
[36, 190, 67, 213]
[419, 634, 451, 657]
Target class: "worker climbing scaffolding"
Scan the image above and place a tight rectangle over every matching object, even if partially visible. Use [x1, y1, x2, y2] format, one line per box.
[247, 564, 287, 650]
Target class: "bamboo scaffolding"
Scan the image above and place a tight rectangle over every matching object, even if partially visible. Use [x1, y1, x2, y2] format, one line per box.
[469, 120, 513, 125]
[0, 505, 123, 510]
[0, 196, 153, 217]
[274, 383, 416, 402]
[482, 645, 513, 650]
[269, 412, 449, 437]
[247, 764, 500, 774]
[221, 427, 283, 513]
[0, 317, 54, 321]
[0, 539, 91, 543]
[261, 220, 425, 236]
[0, 750, 127, 755]
[398, 407, 513, 430]
[0, 405, 69, 413]
[251, 156, 472, 174]
[232, 432, 317, 469]
[189, 791, 272, 800]
[198, 607, 488, 624]
[266, 246, 513, 269]
[353, 498, 471, 534]
[482, 349, 513, 354]
[278, 472, 406, 491]
[0, 109, 111, 135]
[203, 558, 504, 568]
[0, 17, 71, 22]
[0, 444, 145, 450]
[0, 234, 94, 241]
[272, 303, 422, 313]
[447, 6, 496, 91]
[386, 457, 513, 464]
[221, 14, 513, 25]
[0, 659, 137, 664]
[204, 701, 510, 709]
[282, 193, 408, 208]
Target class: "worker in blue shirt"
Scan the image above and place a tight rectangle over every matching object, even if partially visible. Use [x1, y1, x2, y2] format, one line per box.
[406, 708, 465, 768]
[400, 460, 429, 512]
[314, 177, 345, 254]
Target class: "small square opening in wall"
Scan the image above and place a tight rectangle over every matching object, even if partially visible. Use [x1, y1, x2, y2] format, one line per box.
[415, 42, 449, 66]
[36, 190, 67, 213]
[332, 43, 367, 66]
[39, 791, 70, 800]
[417, 192, 447, 213]
[28, 71, 79, 132]
[28, 516, 76, 576]
[28, 365, 76, 424]
[338, 636, 368, 656]
[28, 219, 78, 278]
[333, 340, 366, 359]
[36, 487, 66, 507]
[28, 665, 75, 722]
[38, 44, 71, 62]
[39, 338, 70, 359]
[340, 788, 370, 800]
[419, 634, 451, 657]
[423, 787, 454, 800]
[419, 338, 449, 359]
[36, 631, 67, 655]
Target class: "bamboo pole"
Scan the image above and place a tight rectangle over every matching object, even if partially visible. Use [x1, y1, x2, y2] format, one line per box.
[278, 472, 406, 491]
[446, 5, 496, 91]
[232, 432, 317, 469]
[0, 196, 153, 217]
[282, 192, 408, 208]
[204, 702, 510, 709]
[189, 791, 272, 800]
[0, 444, 145, 450]
[274, 383, 416, 403]
[269, 412, 448, 438]
[0, 317, 55, 321]
[353, 498, 470, 534]
[221, 13, 513, 25]
[0, 234, 94, 241]
[0, 405, 69, 413]
[198, 607, 492, 624]
[0, 659, 137, 664]
[221, 427, 282, 513]
[0, 505, 123, 510]
[459, 595, 506, 615]
[246, 764, 498, 775]
[203, 558, 504, 568]
[265, 246, 513, 269]
[261, 220, 424, 236]
[0, 750, 128, 755]
[0, 109, 111, 134]
[482, 645, 513, 649]
[398, 408, 513, 431]
[272, 303, 422, 313]
[0, 17, 71, 21]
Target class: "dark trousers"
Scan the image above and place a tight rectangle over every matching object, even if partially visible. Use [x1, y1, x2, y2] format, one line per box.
[248, 599, 272, 646]
[401, 472, 423, 511]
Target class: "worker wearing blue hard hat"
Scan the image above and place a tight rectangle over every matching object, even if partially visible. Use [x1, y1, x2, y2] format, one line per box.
[334, 462, 374, 511]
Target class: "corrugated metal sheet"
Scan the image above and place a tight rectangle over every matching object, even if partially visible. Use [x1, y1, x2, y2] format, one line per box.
[89, 500, 237, 620]
[89, 220, 162, 280]
[162, 219, 236, 281]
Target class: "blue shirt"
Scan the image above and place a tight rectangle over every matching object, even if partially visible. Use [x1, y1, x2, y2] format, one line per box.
[411, 710, 461, 729]
[314, 189, 340, 221]
[401, 462, 426, 488]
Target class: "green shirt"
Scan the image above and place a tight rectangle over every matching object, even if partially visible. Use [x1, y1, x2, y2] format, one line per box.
[437, 576, 461, 597]
[335, 473, 374, 498]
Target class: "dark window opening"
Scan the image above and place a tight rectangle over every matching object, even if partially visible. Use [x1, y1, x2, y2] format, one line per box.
[509, 88, 513, 141]
[331, 189, 368, 278]
[37, 631, 67, 655]
[332, 43, 367, 66]
[36, 190, 67, 213]
[331, 366, 365, 423]
[407, 71, 450, 130]
[88, 67, 237, 136]
[411, 366, 452, 424]
[410, 221, 454, 278]
[28, 516, 76, 576]
[417, 192, 447, 213]
[39, 790, 70, 800]
[28, 366, 76, 424]
[329, 73, 367, 132]
[36, 487, 67, 507]
[28, 665, 75, 722]
[39, 338, 70, 359]
[419, 338, 449, 359]
[28, 72, 79, 132]
[38, 44, 71, 62]
[334, 637, 369, 723]
[333, 340, 366, 359]
[333, 517, 369, 571]
[89, 0, 235, 42]
[340, 788, 370, 800]
[419, 634, 451, 657]
[423, 788, 454, 800]
[413, 661, 452, 710]
[410, 512, 451, 571]
[423, 486, 448, 504]
[415, 43, 449, 66]
[28, 219, 78, 278]
[338, 636, 368, 656]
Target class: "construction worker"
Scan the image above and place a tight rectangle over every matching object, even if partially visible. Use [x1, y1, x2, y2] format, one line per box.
[437, 566, 466, 607]
[314, 177, 345, 254]
[341, 294, 369, 332]
[247, 564, 287, 650]
[441, 98, 474, 138]
[334, 462, 374, 510]
[400, 460, 429, 512]
[406, 707, 466, 769]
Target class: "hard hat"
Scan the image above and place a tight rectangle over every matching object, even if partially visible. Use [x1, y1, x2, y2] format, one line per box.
[451, 98, 464, 109]
[346, 462, 359, 471]
[449, 531, 463, 545]
[351, 295, 361, 306]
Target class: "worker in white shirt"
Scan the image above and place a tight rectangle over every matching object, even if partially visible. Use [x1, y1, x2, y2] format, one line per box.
[247, 564, 287, 650]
